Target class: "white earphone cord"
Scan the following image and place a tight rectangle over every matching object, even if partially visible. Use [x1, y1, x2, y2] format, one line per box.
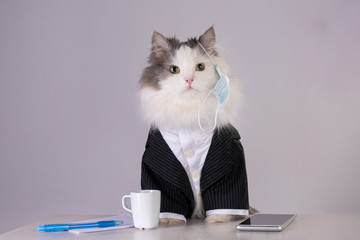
[197, 91, 221, 132]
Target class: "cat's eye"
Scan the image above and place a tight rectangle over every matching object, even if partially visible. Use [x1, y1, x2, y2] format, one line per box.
[169, 65, 180, 74]
[195, 63, 205, 71]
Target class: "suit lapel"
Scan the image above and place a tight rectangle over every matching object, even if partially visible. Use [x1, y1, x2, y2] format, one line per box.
[200, 125, 241, 192]
[142, 128, 194, 201]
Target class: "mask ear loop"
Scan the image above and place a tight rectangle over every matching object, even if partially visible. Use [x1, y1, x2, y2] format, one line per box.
[198, 43, 217, 66]
[198, 42, 220, 132]
[197, 42, 221, 132]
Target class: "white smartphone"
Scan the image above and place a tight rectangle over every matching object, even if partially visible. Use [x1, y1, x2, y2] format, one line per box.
[236, 213, 296, 232]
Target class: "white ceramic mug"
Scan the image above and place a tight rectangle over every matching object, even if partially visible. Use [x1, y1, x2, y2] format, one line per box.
[122, 190, 161, 229]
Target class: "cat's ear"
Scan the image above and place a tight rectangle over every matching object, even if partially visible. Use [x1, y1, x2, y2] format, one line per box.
[152, 31, 171, 59]
[199, 26, 216, 53]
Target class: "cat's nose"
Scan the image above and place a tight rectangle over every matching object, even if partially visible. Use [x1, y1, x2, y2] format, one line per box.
[185, 78, 194, 86]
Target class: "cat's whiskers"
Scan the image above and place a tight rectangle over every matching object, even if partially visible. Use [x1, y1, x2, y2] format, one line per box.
[193, 84, 211, 92]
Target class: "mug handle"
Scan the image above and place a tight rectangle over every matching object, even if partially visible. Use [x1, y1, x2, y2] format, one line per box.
[122, 195, 132, 213]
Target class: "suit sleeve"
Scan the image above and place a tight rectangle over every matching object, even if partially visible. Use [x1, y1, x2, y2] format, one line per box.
[141, 129, 195, 218]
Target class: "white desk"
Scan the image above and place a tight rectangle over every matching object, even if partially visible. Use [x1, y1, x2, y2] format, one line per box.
[1, 214, 360, 240]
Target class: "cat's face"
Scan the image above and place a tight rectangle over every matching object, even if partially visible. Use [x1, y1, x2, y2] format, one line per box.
[157, 44, 216, 100]
[139, 27, 241, 130]
[140, 27, 218, 100]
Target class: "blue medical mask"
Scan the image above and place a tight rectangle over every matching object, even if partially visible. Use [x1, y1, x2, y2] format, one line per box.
[213, 64, 230, 107]
[198, 43, 230, 131]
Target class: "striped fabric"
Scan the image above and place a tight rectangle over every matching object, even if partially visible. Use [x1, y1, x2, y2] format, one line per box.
[141, 124, 249, 218]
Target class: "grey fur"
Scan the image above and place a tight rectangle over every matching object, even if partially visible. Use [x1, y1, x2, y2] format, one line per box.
[139, 27, 218, 89]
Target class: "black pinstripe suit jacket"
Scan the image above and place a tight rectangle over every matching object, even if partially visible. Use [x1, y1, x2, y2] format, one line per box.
[141, 124, 249, 218]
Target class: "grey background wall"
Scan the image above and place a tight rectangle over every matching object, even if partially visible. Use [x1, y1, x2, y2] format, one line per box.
[1, 0, 359, 234]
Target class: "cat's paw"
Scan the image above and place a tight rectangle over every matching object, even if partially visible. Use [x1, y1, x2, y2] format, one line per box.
[160, 218, 186, 225]
[205, 214, 247, 223]
[249, 206, 259, 215]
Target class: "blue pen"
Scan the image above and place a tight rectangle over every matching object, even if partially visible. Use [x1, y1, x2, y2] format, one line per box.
[38, 220, 124, 232]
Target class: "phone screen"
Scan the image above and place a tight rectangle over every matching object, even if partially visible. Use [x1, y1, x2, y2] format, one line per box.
[240, 214, 295, 226]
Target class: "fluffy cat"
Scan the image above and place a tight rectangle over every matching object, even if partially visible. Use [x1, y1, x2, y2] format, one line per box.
[139, 27, 254, 224]
[139, 28, 242, 131]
